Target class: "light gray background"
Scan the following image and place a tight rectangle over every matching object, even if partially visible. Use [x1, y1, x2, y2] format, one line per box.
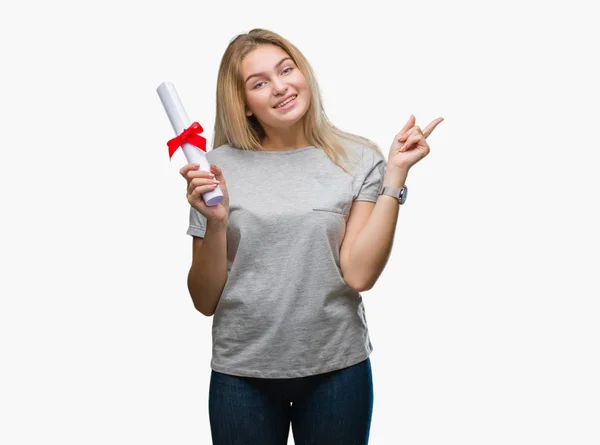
[1, 0, 598, 443]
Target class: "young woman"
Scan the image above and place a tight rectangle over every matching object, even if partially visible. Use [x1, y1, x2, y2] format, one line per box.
[179, 28, 443, 445]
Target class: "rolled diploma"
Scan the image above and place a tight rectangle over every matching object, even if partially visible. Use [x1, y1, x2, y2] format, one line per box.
[157, 81, 224, 206]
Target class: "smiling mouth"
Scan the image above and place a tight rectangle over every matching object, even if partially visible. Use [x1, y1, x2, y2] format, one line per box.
[274, 95, 297, 108]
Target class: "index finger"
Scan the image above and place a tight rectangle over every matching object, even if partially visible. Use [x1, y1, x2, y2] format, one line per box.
[179, 163, 199, 177]
[422, 117, 444, 139]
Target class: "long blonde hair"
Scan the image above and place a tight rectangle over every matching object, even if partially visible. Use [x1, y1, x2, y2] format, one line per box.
[212, 28, 384, 175]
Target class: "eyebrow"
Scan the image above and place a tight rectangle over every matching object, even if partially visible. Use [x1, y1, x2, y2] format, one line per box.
[245, 57, 293, 84]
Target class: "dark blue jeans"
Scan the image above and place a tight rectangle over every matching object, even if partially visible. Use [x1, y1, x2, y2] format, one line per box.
[208, 357, 374, 445]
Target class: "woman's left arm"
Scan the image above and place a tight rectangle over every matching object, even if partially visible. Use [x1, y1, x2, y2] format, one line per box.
[342, 114, 444, 291]
[342, 166, 408, 291]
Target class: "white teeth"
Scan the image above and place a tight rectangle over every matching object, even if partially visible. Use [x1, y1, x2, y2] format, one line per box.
[276, 95, 296, 108]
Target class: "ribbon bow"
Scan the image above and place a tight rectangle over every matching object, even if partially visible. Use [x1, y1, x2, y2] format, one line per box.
[167, 121, 207, 159]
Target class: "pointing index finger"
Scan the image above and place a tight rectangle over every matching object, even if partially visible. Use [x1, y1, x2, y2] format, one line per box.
[422, 117, 444, 138]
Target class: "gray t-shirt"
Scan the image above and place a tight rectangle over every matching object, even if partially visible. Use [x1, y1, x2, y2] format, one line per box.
[187, 139, 387, 378]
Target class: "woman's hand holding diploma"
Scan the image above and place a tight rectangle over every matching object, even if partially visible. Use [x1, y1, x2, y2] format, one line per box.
[157, 81, 225, 208]
[181, 163, 230, 230]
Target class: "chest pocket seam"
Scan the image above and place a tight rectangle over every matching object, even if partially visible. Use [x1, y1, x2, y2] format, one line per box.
[311, 192, 354, 216]
[312, 206, 348, 215]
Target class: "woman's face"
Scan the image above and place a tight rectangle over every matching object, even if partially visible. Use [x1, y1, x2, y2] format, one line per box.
[242, 44, 311, 130]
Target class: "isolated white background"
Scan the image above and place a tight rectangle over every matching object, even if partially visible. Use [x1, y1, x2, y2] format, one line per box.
[1, 0, 598, 443]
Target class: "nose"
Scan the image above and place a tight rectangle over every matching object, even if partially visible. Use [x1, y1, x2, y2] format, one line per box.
[272, 79, 288, 96]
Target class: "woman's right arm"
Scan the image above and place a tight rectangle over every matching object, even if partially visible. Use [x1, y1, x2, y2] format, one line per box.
[180, 163, 230, 316]
[187, 221, 228, 316]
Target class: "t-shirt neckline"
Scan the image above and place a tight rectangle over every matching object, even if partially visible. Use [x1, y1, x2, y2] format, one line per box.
[233, 145, 317, 155]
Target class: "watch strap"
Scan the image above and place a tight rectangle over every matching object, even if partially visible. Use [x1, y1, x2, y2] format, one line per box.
[378, 185, 408, 204]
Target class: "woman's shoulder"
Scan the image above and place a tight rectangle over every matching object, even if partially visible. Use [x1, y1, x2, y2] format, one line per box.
[335, 134, 386, 171]
[336, 134, 383, 156]
[206, 144, 235, 161]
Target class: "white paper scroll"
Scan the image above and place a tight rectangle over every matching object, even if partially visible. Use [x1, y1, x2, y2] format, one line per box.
[157, 81, 224, 206]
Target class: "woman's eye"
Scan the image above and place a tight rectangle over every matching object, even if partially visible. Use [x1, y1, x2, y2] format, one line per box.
[253, 67, 293, 89]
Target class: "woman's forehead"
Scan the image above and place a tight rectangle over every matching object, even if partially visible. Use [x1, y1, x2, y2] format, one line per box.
[242, 45, 291, 72]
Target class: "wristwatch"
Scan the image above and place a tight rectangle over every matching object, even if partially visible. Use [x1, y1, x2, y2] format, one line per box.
[378, 184, 408, 204]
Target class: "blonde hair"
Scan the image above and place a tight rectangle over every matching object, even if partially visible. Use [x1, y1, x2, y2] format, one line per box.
[212, 28, 384, 175]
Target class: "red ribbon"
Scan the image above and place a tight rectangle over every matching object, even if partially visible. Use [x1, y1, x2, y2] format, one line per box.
[167, 121, 207, 159]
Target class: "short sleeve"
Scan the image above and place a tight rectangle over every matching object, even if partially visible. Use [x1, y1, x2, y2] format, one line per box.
[355, 147, 387, 202]
[186, 206, 207, 238]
